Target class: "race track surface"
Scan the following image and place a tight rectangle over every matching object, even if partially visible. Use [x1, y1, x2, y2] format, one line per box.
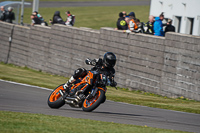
[0, 80, 200, 133]
[27, 1, 150, 7]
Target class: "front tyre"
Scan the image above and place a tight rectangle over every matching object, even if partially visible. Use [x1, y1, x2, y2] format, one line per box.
[47, 84, 65, 109]
[82, 89, 105, 112]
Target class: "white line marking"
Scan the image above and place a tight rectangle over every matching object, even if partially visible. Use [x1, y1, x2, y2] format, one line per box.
[0, 79, 52, 91]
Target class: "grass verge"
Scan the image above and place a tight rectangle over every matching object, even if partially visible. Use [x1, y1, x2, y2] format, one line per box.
[0, 62, 200, 114]
[0, 111, 189, 133]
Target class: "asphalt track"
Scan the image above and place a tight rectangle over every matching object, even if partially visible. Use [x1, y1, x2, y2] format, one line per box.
[0, 80, 200, 133]
[26, 1, 150, 7]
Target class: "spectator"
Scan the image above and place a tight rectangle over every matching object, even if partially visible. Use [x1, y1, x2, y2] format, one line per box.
[127, 12, 138, 32]
[50, 11, 65, 25]
[153, 12, 165, 36]
[0, 6, 6, 21]
[122, 11, 127, 17]
[33, 11, 48, 26]
[33, 11, 44, 23]
[135, 19, 145, 33]
[165, 19, 175, 33]
[122, 16, 131, 33]
[31, 14, 41, 26]
[116, 12, 128, 30]
[65, 11, 75, 26]
[125, 16, 130, 25]
[128, 12, 136, 18]
[144, 15, 154, 35]
[5, 7, 15, 23]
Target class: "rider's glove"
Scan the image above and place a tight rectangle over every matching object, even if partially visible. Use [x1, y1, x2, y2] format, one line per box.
[91, 60, 96, 66]
[85, 58, 91, 65]
[110, 81, 117, 87]
[85, 58, 96, 66]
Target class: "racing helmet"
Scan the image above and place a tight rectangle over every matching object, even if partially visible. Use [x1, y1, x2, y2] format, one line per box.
[103, 52, 116, 68]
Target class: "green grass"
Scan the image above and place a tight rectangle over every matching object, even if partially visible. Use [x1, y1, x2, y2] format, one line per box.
[20, 5, 149, 29]
[0, 111, 189, 133]
[0, 63, 67, 89]
[107, 89, 200, 114]
[0, 62, 200, 114]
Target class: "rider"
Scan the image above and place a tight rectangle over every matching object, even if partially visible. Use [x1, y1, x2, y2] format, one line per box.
[63, 52, 117, 91]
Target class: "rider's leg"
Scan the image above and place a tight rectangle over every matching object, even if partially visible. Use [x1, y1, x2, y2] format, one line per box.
[63, 76, 75, 89]
[63, 68, 87, 90]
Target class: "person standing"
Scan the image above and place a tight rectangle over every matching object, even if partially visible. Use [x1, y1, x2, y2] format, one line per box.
[127, 12, 138, 32]
[128, 12, 136, 19]
[116, 12, 128, 30]
[0, 6, 6, 21]
[165, 19, 175, 33]
[65, 11, 74, 26]
[122, 11, 127, 17]
[153, 12, 165, 36]
[33, 11, 44, 23]
[31, 14, 41, 26]
[50, 11, 65, 25]
[144, 15, 154, 35]
[5, 7, 15, 23]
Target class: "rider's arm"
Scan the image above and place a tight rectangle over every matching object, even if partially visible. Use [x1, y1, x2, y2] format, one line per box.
[85, 58, 103, 66]
[108, 68, 117, 87]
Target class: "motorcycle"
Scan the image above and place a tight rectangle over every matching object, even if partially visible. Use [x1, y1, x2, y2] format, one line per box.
[47, 66, 117, 112]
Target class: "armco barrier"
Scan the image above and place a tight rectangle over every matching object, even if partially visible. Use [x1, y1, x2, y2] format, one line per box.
[0, 21, 199, 101]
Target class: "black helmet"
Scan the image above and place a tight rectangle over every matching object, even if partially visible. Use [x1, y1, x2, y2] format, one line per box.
[103, 52, 116, 68]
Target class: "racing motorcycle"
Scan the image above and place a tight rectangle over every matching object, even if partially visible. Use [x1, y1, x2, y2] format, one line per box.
[47, 66, 117, 112]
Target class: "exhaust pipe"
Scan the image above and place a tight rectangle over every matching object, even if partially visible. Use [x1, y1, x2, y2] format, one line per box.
[65, 100, 73, 104]
[66, 97, 77, 101]
[65, 98, 80, 108]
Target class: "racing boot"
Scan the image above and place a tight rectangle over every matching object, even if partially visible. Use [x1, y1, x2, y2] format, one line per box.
[63, 76, 76, 93]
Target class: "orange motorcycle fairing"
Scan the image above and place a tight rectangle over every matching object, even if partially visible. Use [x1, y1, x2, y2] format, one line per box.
[69, 71, 95, 92]
[98, 87, 107, 92]
[84, 71, 94, 85]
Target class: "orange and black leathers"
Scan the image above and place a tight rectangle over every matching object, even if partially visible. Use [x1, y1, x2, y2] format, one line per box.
[128, 19, 138, 31]
[89, 58, 116, 88]
[68, 58, 116, 96]
[90, 58, 115, 79]
[71, 58, 115, 88]
[117, 17, 128, 30]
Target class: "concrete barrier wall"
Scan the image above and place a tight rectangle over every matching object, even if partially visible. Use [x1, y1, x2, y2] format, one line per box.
[27, 25, 51, 71]
[0, 21, 199, 101]
[100, 28, 165, 95]
[161, 33, 200, 100]
[9, 25, 30, 66]
[0, 22, 14, 63]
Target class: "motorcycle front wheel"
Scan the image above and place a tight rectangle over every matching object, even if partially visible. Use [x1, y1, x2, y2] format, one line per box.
[82, 89, 105, 112]
[47, 84, 65, 109]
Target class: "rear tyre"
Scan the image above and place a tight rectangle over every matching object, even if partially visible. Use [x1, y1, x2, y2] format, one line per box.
[47, 84, 65, 109]
[82, 89, 105, 112]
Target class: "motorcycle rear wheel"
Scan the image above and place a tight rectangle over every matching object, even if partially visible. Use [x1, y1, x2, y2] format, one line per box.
[47, 84, 65, 109]
[82, 89, 105, 112]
